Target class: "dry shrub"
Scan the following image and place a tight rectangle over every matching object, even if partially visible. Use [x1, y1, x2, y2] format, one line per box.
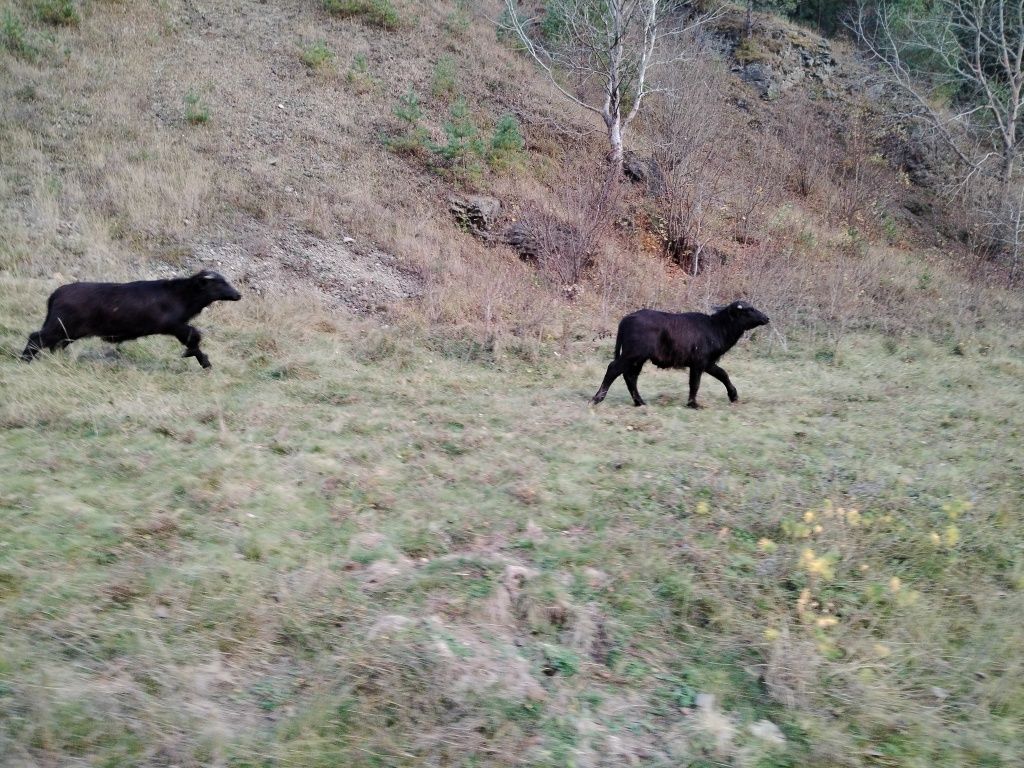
[731, 131, 788, 247]
[781, 105, 836, 200]
[592, 241, 678, 328]
[509, 161, 621, 296]
[649, 47, 734, 275]
[828, 111, 898, 230]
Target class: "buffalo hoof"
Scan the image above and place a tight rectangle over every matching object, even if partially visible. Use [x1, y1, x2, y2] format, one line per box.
[632, 400, 646, 407]
[686, 401, 702, 409]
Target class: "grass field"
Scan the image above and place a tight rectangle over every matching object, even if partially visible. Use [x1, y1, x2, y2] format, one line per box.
[1, 278, 1021, 767]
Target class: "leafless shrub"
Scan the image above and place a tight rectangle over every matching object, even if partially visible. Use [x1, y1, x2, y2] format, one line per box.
[508, 163, 621, 295]
[649, 47, 734, 275]
[731, 131, 787, 247]
[781, 109, 836, 200]
[593, 240, 676, 326]
[828, 112, 896, 230]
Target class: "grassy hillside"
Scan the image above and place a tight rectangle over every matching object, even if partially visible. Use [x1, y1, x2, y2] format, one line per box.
[2, 0, 1024, 766]
[1, 281, 1023, 766]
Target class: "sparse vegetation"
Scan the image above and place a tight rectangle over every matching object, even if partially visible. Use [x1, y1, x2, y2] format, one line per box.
[299, 39, 334, 69]
[443, 0, 471, 37]
[323, 0, 400, 29]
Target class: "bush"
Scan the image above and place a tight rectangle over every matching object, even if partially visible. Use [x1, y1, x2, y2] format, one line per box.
[431, 56, 456, 99]
[432, 97, 486, 183]
[323, 0, 400, 29]
[300, 40, 334, 69]
[184, 90, 210, 125]
[385, 88, 429, 156]
[443, 0, 471, 37]
[36, 0, 79, 26]
[1, 10, 37, 60]
[487, 115, 525, 172]
[345, 53, 375, 92]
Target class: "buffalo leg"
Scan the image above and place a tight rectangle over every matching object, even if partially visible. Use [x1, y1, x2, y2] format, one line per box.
[623, 360, 646, 407]
[686, 366, 704, 409]
[174, 324, 211, 369]
[591, 358, 627, 404]
[706, 363, 738, 403]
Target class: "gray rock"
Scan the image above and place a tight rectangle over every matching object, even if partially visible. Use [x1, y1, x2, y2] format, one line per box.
[622, 150, 665, 196]
[450, 195, 502, 238]
[741, 63, 779, 100]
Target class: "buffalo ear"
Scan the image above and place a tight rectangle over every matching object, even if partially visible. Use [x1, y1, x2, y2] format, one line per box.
[712, 304, 727, 312]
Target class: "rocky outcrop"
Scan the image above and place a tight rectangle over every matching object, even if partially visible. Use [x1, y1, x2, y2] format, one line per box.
[731, 27, 837, 100]
[622, 150, 665, 196]
[449, 195, 502, 239]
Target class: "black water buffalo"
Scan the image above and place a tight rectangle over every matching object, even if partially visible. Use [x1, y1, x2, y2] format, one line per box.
[21, 270, 242, 369]
[591, 301, 769, 408]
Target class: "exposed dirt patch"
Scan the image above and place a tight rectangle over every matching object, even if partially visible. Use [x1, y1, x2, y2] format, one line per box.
[188, 224, 422, 313]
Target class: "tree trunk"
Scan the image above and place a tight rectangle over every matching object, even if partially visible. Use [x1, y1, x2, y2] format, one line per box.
[746, 0, 753, 38]
[607, 114, 624, 170]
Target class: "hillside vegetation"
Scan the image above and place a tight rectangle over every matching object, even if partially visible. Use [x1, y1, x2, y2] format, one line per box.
[1, 0, 1023, 766]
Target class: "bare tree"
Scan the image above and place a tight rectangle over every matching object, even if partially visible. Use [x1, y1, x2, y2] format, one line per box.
[851, 0, 1023, 233]
[499, 0, 723, 169]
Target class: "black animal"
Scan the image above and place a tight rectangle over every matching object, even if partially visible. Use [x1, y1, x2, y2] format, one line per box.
[591, 301, 769, 408]
[21, 270, 242, 369]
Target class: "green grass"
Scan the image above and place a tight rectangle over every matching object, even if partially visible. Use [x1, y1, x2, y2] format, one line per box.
[299, 40, 335, 69]
[431, 55, 457, 99]
[1, 278, 1022, 766]
[183, 89, 210, 125]
[323, 0, 401, 29]
[1, 9, 38, 60]
[35, 0, 79, 26]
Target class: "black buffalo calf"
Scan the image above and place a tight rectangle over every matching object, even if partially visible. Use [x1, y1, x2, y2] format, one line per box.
[21, 270, 242, 369]
[591, 301, 769, 408]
